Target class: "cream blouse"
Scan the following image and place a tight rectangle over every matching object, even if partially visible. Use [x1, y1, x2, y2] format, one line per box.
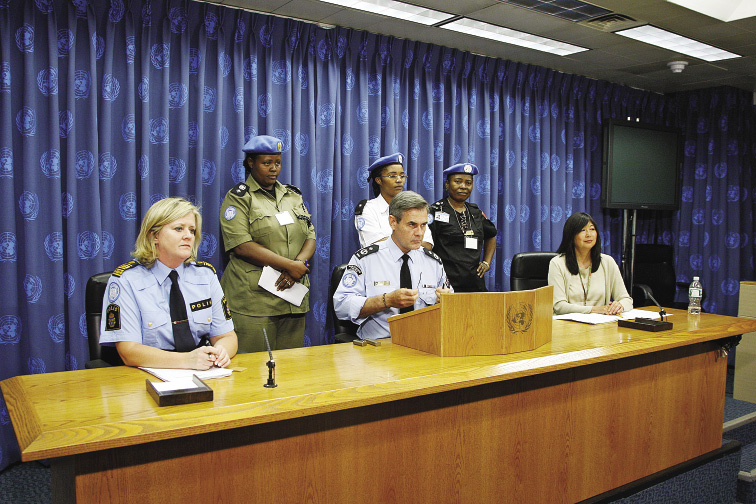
[547, 253, 633, 315]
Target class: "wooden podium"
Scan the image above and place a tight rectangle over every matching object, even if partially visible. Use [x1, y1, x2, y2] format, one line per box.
[388, 286, 553, 356]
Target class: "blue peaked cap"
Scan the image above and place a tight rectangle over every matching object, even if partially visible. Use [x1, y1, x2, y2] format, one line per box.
[443, 163, 479, 178]
[242, 135, 283, 155]
[367, 153, 404, 178]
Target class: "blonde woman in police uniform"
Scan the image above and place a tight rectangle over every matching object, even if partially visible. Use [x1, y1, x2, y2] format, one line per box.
[100, 197, 238, 369]
[220, 135, 316, 352]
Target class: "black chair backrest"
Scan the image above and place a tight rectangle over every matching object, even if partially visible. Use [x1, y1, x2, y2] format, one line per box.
[86, 272, 124, 366]
[328, 264, 358, 343]
[510, 252, 558, 291]
[633, 244, 677, 307]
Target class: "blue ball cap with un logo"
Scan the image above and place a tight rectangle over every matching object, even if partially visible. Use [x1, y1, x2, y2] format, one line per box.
[367, 153, 404, 179]
[443, 163, 479, 178]
[242, 135, 283, 155]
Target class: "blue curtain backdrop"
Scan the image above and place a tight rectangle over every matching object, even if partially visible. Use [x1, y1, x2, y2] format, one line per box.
[1, 0, 755, 470]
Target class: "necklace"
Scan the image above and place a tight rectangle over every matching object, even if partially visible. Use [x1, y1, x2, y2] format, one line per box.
[447, 198, 475, 236]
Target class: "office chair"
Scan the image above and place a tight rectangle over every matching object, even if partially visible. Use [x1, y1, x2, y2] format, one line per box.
[328, 264, 358, 343]
[632, 244, 690, 310]
[510, 252, 558, 291]
[85, 271, 124, 368]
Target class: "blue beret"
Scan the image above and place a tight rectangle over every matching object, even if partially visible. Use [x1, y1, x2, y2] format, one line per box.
[242, 135, 283, 155]
[367, 153, 404, 178]
[443, 163, 479, 178]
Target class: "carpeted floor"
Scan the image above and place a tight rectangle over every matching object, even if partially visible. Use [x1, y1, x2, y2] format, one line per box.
[0, 461, 50, 504]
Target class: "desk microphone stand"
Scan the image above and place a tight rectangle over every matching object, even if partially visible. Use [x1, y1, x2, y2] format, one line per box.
[262, 329, 277, 388]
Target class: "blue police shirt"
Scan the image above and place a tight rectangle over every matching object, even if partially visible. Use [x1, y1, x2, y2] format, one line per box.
[100, 260, 234, 350]
[333, 237, 451, 340]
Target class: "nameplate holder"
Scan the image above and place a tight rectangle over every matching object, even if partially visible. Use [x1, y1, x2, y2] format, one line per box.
[146, 375, 213, 406]
[618, 318, 673, 332]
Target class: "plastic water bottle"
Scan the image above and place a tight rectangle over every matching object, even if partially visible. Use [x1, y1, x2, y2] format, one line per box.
[688, 277, 702, 315]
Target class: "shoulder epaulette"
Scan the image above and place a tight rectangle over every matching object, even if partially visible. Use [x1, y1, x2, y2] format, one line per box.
[423, 248, 442, 264]
[285, 184, 302, 195]
[231, 182, 249, 196]
[195, 261, 217, 274]
[354, 199, 368, 216]
[429, 200, 443, 211]
[112, 260, 139, 277]
[355, 244, 379, 259]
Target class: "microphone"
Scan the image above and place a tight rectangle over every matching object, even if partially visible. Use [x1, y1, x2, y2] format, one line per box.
[634, 284, 667, 321]
[262, 329, 277, 388]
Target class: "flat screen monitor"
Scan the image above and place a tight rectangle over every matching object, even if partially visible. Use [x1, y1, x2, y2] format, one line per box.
[602, 120, 682, 210]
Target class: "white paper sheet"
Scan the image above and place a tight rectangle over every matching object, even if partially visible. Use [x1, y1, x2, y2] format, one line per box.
[139, 366, 232, 382]
[554, 309, 673, 325]
[258, 266, 309, 307]
[620, 309, 671, 320]
[149, 379, 201, 392]
[553, 313, 620, 324]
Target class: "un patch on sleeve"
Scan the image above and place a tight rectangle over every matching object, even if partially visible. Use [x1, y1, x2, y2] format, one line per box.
[341, 272, 358, 288]
[224, 206, 237, 220]
[108, 281, 120, 303]
[105, 304, 121, 331]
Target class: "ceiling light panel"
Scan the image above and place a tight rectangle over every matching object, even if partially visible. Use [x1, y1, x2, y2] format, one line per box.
[441, 18, 588, 56]
[499, 0, 612, 22]
[666, 0, 756, 23]
[318, 0, 455, 25]
[615, 25, 741, 62]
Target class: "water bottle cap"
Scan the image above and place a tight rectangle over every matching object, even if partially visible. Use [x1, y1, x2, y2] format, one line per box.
[693, 276, 699, 281]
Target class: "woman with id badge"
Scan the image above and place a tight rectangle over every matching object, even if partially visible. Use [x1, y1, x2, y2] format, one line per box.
[428, 164, 497, 292]
[548, 212, 632, 315]
[219, 135, 316, 353]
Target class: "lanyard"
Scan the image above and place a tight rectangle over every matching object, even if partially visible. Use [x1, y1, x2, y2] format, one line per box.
[578, 267, 592, 305]
[448, 198, 475, 236]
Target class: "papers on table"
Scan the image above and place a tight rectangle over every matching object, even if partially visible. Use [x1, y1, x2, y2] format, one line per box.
[258, 266, 309, 307]
[554, 313, 619, 324]
[554, 309, 671, 325]
[139, 366, 232, 382]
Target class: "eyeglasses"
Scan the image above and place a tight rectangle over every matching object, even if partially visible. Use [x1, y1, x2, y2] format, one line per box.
[381, 174, 406, 181]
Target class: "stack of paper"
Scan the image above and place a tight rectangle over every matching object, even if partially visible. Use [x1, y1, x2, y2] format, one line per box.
[139, 366, 232, 382]
[554, 309, 670, 325]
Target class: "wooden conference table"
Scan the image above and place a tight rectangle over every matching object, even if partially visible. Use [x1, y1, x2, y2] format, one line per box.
[3, 308, 756, 503]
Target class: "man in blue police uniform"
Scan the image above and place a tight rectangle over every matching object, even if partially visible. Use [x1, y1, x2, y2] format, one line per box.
[354, 153, 433, 249]
[335, 191, 452, 340]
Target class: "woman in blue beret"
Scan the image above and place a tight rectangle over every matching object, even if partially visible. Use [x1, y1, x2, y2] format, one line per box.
[428, 163, 497, 292]
[219, 135, 316, 352]
[354, 153, 433, 250]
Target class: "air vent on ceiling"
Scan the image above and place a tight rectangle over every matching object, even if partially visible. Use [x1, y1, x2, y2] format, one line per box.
[580, 13, 641, 32]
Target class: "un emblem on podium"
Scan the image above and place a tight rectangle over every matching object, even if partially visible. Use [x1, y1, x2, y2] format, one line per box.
[506, 302, 533, 334]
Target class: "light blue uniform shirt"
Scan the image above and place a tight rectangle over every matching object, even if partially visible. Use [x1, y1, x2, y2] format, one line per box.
[333, 238, 451, 340]
[100, 260, 234, 351]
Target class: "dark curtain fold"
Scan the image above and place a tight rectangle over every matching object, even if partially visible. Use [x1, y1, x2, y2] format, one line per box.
[1, 0, 755, 470]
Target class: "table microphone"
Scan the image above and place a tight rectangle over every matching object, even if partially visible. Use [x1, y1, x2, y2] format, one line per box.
[635, 284, 667, 322]
[262, 329, 277, 388]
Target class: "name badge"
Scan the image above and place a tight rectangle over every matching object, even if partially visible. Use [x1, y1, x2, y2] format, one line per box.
[374, 281, 390, 286]
[465, 237, 478, 249]
[435, 212, 450, 223]
[275, 211, 295, 226]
